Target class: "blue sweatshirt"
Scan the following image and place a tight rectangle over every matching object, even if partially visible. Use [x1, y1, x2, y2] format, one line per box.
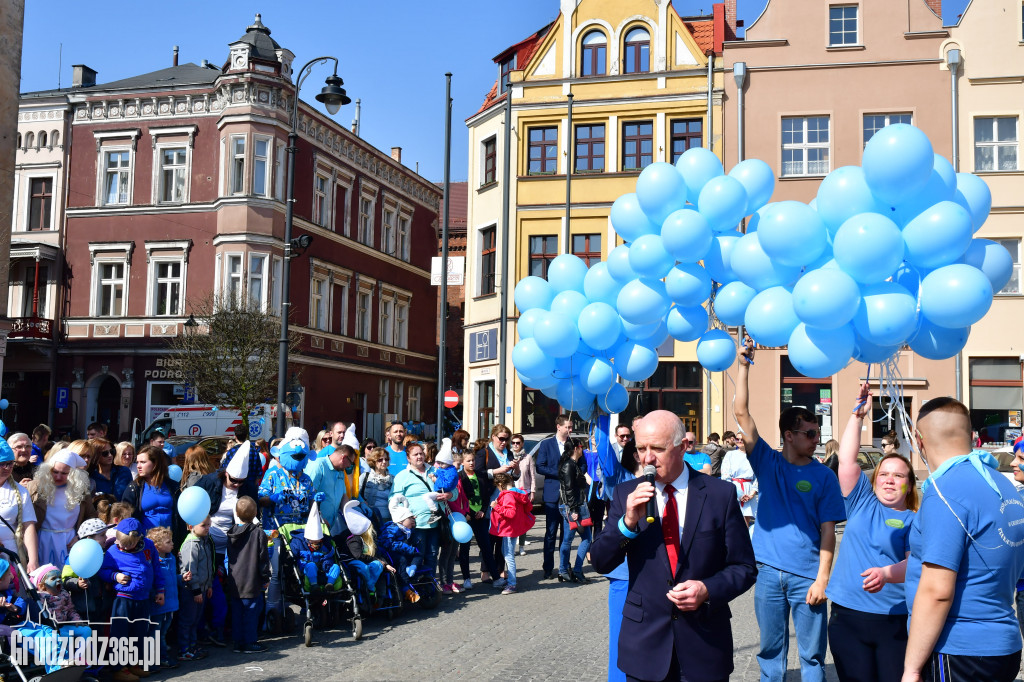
[151, 554, 178, 615]
[379, 522, 418, 559]
[99, 538, 165, 600]
[0, 587, 26, 625]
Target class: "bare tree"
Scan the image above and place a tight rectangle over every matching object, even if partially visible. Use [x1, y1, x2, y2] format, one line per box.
[167, 291, 299, 429]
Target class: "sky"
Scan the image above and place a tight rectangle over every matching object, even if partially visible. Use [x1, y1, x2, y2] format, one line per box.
[19, 0, 970, 184]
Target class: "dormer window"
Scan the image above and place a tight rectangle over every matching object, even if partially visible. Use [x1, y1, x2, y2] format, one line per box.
[623, 27, 650, 74]
[500, 54, 516, 92]
[581, 30, 607, 77]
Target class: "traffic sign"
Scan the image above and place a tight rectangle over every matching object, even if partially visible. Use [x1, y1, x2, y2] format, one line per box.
[55, 387, 69, 410]
[443, 391, 459, 408]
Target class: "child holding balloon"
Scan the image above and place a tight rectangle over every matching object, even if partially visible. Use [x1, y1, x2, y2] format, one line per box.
[62, 518, 111, 622]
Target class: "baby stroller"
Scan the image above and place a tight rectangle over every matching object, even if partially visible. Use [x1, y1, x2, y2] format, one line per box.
[276, 522, 363, 646]
[375, 546, 442, 611]
[338, 555, 403, 621]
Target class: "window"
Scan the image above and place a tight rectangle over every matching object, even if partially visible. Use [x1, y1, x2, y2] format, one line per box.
[863, 113, 912, 147]
[499, 54, 516, 92]
[408, 385, 421, 421]
[383, 209, 396, 255]
[153, 261, 183, 316]
[358, 195, 374, 246]
[225, 254, 243, 303]
[21, 265, 49, 317]
[476, 381, 495, 437]
[975, 117, 1018, 172]
[104, 151, 131, 205]
[574, 124, 605, 173]
[269, 256, 282, 315]
[396, 301, 409, 349]
[395, 381, 404, 421]
[623, 27, 650, 74]
[479, 226, 497, 295]
[248, 254, 267, 309]
[622, 121, 654, 171]
[529, 236, 558, 277]
[97, 262, 126, 317]
[336, 279, 350, 334]
[581, 30, 607, 77]
[313, 174, 328, 227]
[782, 116, 830, 176]
[38, 132, 47, 148]
[356, 289, 371, 340]
[621, 362, 704, 434]
[528, 127, 558, 175]
[670, 119, 703, 163]
[310, 275, 327, 331]
[829, 6, 858, 46]
[274, 142, 285, 200]
[159, 148, 187, 203]
[397, 215, 410, 261]
[997, 239, 1021, 295]
[380, 297, 394, 345]
[28, 177, 52, 231]
[253, 138, 269, 196]
[969, 358, 1023, 444]
[379, 379, 390, 416]
[572, 234, 602, 267]
[483, 137, 497, 185]
[230, 136, 246, 194]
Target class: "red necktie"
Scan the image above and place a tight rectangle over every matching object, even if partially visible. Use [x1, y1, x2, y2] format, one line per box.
[662, 483, 679, 577]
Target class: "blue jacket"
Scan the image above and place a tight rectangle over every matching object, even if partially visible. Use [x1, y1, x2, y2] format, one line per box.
[91, 465, 133, 501]
[378, 522, 418, 559]
[289, 536, 338, 582]
[534, 437, 564, 504]
[0, 587, 26, 625]
[151, 554, 178, 615]
[99, 537, 165, 600]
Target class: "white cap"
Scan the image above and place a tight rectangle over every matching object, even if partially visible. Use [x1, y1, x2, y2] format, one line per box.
[435, 438, 453, 466]
[305, 501, 325, 542]
[343, 500, 371, 536]
[282, 427, 310, 450]
[390, 505, 414, 524]
[226, 440, 250, 479]
[52, 449, 87, 469]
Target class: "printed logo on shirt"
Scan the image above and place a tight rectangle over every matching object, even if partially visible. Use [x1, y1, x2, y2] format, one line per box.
[795, 480, 812, 493]
[998, 495, 1024, 548]
[884, 518, 905, 529]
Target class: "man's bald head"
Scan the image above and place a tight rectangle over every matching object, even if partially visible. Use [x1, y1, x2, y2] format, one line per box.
[637, 411, 687, 447]
[916, 397, 973, 456]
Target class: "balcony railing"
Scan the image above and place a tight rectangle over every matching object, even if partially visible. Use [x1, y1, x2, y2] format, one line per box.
[9, 317, 54, 340]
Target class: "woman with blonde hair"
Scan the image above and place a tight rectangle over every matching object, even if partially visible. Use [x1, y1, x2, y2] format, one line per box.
[115, 441, 137, 477]
[313, 430, 332, 452]
[28, 448, 96, 566]
[180, 445, 215, 490]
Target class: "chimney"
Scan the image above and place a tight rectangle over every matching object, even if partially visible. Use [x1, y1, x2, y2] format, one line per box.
[173, 45, 179, 66]
[351, 98, 362, 137]
[391, 147, 402, 163]
[71, 65, 97, 88]
[723, 0, 738, 39]
[925, 0, 942, 17]
[201, 59, 209, 68]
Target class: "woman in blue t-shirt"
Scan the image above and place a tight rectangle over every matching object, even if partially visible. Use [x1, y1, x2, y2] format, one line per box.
[826, 382, 918, 682]
[121, 445, 180, 539]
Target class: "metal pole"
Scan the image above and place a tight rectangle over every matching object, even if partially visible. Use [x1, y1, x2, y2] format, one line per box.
[706, 52, 714, 151]
[564, 92, 573, 255]
[436, 73, 452, 445]
[497, 88, 513, 425]
[948, 49, 962, 402]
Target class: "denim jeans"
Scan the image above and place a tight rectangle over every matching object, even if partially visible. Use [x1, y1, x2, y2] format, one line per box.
[1016, 589, 1024, 641]
[558, 504, 593, 576]
[230, 595, 263, 648]
[177, 591, 205, 653]
[500, 536, 517, 588]
[410, 527, 440, 575]
[148, 611, 174, 664]
[754, 562, 827, 682]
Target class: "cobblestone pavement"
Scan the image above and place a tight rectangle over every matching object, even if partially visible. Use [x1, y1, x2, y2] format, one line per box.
[147, 519, 1024, 681]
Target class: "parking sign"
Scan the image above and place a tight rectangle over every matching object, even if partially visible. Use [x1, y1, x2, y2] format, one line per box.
[55, 388, 69, 409]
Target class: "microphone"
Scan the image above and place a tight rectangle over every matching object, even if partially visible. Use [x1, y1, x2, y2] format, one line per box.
[643, 465, 657, 524]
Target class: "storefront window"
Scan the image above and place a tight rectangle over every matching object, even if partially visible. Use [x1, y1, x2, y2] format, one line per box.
[622, 362, 702, 435]
[970, 357, 1023, 444]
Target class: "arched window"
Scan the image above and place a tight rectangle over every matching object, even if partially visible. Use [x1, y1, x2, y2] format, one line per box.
[16, 133, 21, 148]
[581, 30, 607, 77]
[25, 132, 34, 149]
[623, 27, 650, 74]
[51, 130, 59, 147]
[38, 131, 47, 148]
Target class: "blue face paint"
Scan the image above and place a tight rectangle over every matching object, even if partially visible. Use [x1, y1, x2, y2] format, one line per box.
[1018, 462, 1024, 474]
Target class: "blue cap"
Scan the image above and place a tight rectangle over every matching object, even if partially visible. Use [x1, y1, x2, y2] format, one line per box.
[0, 439, 13, 464]
[0, 558, 10, 578]
[116, 518, 142, 535]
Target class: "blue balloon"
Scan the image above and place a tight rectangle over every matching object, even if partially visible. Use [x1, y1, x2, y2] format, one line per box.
[932, 154, 957, 196]
[547, 254, 589, 293]
[745, 286, 799, 347]
[891, 156, 958, 226]
[665, 263, 712, 306]
[578, 302, 623, 350]
[557, 377, 595, 413]
[964, 238, 1014, 292]
[757, 201, 827, 267]
[698, 175, 749, 233]
[661, 209, 713, 263]
[617, 278, 670, 326]
[787, 323, 855, 378]
[452, 521, 474, 544]
[892, 262, 924, 298]
[607, 243, 639, 284]
[621, 318, 662, 341]
[792, 268, 860, 330]
[862, 123, 935, 206]
[676, 147, 724, 204]
[533, 313, 580, 358]
[902, 201, 973, 269]
[517, 308, 544, 340]
[168, 464, 183, 483]
[703, 233, 740, 285]
[517, 370, 558, 390]
[696, 329, 737, 372]
[636, 321, 670, 350]
[833, 213, 904, 284]
[853, 335, 900, 364]
[0, 400, 8, 411]
[628, 234, 675, 279]
[919, 264, 993, 329]
[550, 290, 589, 323]
[512, 338, 555, 377]
[579, 356, 617, 394]
[513, 276, 554, 312]
[728, 159, 775, 214]
[666, 305, 709, 342]
[731, 232, 802, 291]
[598, 383, 629, 414]
[612, 341, 659, 382]
[68, 538, 104, 579]
[909, 318, 970, 360]
[953, 172, 992, 232]
[583, 262, 620, 305]
[714, 281, 756, 326]
[636, 162, 689, 225]
[815, 166, 885, 237]
[610, 193, 660, 242]
[178, 486, 213, 526]
[854, 282, 918, 346]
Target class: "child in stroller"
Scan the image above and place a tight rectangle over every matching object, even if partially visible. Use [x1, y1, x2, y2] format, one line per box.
[339, 501, 401, 616]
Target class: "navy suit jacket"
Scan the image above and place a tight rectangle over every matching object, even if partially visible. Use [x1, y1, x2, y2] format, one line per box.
[590, 466, 756, 682]
[534, 437, 563, 505]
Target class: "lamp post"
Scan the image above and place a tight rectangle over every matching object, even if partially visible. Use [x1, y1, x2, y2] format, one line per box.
[276, 57, 351, 438]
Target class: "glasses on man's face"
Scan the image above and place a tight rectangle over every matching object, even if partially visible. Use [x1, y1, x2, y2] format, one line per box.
[617, 433, 630, 441]
[0, 462, 14, 469]
[791, 428, 819, 440]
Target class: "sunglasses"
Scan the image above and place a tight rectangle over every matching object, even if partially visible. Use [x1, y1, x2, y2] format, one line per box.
[103, 450, 115, 457]
[511, 441, 523, 446]
[227, 475, 245, 485]
[791, 428, 819, 439]
[497, 436, 509, 442]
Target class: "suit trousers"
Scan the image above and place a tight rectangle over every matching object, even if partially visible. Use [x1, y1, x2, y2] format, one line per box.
[542, 500, 562, 574]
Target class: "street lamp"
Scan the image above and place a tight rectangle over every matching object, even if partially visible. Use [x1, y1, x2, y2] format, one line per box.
[276, 57, 351, 438]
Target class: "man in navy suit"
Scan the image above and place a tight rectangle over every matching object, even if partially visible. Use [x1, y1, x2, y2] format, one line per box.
[591, 410, 756, 682]
[535, 414, 570, 579]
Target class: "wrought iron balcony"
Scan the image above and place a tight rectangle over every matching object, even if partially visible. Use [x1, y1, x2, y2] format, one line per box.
[9, 317, 54, 340]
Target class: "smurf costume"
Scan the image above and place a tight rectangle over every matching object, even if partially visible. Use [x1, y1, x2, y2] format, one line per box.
[260, 427, 315, 528]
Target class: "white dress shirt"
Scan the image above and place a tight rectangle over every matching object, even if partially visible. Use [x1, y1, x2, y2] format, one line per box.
[654, 466, 690, 544]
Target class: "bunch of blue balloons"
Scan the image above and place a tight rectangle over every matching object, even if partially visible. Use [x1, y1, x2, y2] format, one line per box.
[512, 124, 1006, 417]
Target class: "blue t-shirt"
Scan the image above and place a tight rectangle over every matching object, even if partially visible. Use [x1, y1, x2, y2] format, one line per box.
[748, 437, 846, 579]
[140, 483, 173, 532]
[683, 452, 711, 472]
[825, 473, 914, 614]
[387, 445, 407, 477]
[905, 458, 1024, 656]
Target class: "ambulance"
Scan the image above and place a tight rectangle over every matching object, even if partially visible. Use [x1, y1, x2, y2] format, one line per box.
[133, 403, 277, 447]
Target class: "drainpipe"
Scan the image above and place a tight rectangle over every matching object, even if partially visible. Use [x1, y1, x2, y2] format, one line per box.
[564, 92, 573, 255]
[947, 48, 962, 402]
[706, 51, 714, 151]
[497, 88, 513, 425]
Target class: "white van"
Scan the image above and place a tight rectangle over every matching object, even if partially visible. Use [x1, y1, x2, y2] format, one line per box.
[134, 404, 277, 447]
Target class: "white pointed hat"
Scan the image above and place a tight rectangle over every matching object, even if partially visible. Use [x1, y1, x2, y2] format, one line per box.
[435, 438, 453, 466]
[342, 424, 359, 450]
[226, 440, 251, 479]
[343, 500, 371, 536]
[305, 501, 324, 542]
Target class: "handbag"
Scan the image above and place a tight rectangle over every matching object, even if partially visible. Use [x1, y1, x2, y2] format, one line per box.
[568, 514, 593, 531]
